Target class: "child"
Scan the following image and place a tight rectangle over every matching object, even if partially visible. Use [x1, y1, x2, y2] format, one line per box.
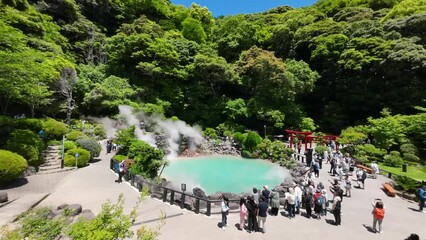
[372, 199, 385, 233]
[239, 197, 247, 231]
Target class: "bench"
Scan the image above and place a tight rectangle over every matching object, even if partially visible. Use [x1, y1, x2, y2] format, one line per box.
[356, 164, 373, 174]
[382, 183, 397, 197]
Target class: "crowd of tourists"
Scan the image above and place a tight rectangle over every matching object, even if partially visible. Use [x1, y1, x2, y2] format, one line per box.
[219, 148, 424, 238]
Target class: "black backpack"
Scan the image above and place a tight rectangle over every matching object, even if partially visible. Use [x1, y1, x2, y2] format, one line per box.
[334, 200, 341, 212]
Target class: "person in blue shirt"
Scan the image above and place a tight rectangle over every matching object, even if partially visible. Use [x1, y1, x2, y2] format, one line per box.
[417, 185, 426, 212]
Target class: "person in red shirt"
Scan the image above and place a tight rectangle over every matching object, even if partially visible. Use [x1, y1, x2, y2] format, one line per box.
[372, 199, 385, 233]
[313, 189, 324, 219]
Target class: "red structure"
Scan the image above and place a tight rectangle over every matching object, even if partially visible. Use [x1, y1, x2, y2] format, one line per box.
[285, 130, 312, 149]
[285, 129, 340, 150]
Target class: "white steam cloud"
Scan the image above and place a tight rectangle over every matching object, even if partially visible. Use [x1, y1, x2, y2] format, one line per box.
[118, 105, 204, 159]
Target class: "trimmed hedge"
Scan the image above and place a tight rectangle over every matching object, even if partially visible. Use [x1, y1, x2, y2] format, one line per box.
[5, 129, 44, 166]
[14, 118, 43, 132]
[0, 149, 28, 182]
[66, 131, 87, 141]
[42, 118, 67, 140]
[64, 148, 90, 167]
[63, 140, 77, 152]
[75, 138, 101, 158]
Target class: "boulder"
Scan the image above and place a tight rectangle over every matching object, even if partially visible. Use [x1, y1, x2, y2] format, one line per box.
[65, 204, 82, 216]
[209, 193, 223, 200]
[57, 204, 69, 210]
[193, 187, 207, 199]
[0, 192, 8, 203]
[78, 209, 95, 220]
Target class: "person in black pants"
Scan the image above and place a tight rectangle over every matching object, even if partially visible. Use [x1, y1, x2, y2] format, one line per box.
[332, 196, 342, 225]
[246, 196, 258, 233]
[303, 187, 313, 218]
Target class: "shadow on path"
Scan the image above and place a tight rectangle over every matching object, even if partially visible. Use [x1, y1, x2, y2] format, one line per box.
[362, 224, 376, 234]
[408, 207, 420, 212]
[0, 178, 29, 190]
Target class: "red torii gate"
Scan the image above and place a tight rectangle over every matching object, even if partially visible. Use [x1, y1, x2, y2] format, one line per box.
[285, 129, 312, 149]
[286, 129, 340, 150]
[306, 134, 340, 150]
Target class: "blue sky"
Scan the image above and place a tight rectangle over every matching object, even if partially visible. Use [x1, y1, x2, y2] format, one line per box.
[170, 0, 318, 17]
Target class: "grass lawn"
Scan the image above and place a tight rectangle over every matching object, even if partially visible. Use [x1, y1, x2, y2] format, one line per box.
[378, 163, 426, 181]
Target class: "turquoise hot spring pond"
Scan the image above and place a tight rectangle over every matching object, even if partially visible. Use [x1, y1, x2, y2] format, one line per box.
[161, 155, 290, 195]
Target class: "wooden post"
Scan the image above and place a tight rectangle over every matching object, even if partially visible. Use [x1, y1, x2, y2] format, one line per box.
[206, 202, 211, 216]
[170, 191, 175, 205]
[195, 199, 200, 214]
[163, 189, 167, 202]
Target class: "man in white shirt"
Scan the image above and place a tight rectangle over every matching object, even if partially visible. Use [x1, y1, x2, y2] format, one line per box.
[371, 161, 379, 179]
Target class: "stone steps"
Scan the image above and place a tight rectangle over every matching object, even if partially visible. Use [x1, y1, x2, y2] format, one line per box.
[37, 145, 72, 175]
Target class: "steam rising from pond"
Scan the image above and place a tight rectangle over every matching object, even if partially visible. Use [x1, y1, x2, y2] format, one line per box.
[117, 105, 204, 159]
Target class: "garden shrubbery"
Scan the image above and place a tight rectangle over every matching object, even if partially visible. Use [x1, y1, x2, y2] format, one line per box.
[63, 140, 77, 152]
[64, 148, 90, 167]
[5, 129, 44, 166]
[42, 118, 67, 140]
[66, 131, 87, 141]
[75, 138, 101, 158]
[14, 118, 43, 132]
[0, 149, 28, 182]
[383, 151, 404, 167]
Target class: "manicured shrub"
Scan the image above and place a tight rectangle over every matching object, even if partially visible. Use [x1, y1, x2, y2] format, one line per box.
[232, 132, 246, 144]
[5, 129, 44, 166]
[42, 118, 67, 140]
[243, 131, 262, 153]
[14, 118, 43, 132]
[403, 153, 420, 163]
[383, 151, 404, 167]
[66, 131, 87, 141]
[400, 143, 419, 156]
[64, 148, 90, 167]
[0, 149, 28, 182]
[63, 140, 77, 152]
[75, 138, 101, 158]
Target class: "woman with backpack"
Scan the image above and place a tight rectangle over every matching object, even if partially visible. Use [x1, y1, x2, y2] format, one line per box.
[372, 199, 385, 233]
[331, 195, 342, 225]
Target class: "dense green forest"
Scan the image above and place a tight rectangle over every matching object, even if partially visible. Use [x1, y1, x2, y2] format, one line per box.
[0, 0, 425, 134]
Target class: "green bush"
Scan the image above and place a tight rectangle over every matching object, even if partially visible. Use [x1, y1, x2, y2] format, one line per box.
[113, 155, 127, 162]
[14, 118, 43, 132]
[66, 131, 88, 141]
[354, 144, 387, 162]
[63, 141, 77, 152]
[315, 145, 329, 155]
[383, 152, 404, 167]
[203, 128, 218, 139]
[392, 175, 420, 192]
[243, 131, 262, 153]
[400, 143, 419, 156]
[19, 207, 66, 240]
[128, 140, 165, 179]
[42, 118, 67, 140]
[232, 132, 246, 144]
[5, 129, 44, 166]
[64, 148, 90, 167]
[403, 153, 420, 163]
[75, 138, 101, 158]
[0, 149, 28, 182]
[93, 124, 107, 139]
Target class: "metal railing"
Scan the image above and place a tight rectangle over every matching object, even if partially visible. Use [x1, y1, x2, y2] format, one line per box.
[110, 159, 240, 216]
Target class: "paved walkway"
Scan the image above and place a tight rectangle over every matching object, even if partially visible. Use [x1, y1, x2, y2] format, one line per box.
[1, 146, 425, 239]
